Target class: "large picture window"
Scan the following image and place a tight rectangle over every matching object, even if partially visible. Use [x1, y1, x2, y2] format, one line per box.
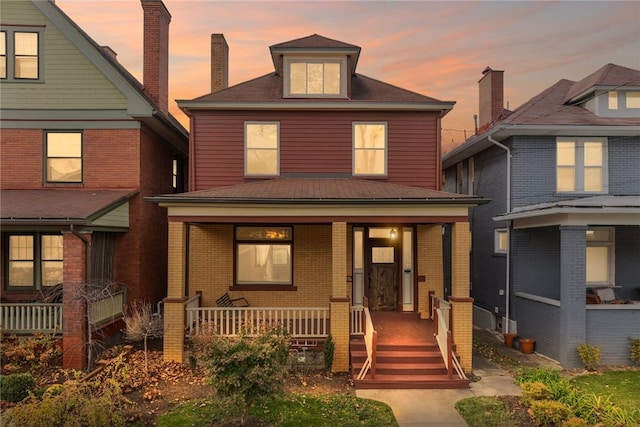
[556, 138, 607, 193]
[285, 58, 344, 97]
[6, 234, 63, 289]
[236, 227, 292, 285]
[46, 131, 83, 183]
[0, 27, 43, 81]
[245, 122, 279, 176]
[353, 122, 387, 176]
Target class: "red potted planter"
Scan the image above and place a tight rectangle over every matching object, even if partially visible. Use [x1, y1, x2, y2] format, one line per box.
[520, 338, 536, 354]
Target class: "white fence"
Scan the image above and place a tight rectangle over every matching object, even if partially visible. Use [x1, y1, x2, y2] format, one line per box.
[88, 290, 126, 330]
[187, 306, 329, 338]
[0, 303, 63, 334]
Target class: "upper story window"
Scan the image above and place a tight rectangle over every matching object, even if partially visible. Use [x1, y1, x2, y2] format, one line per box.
[0, 26, 44, 81]
[245, 122, 279, 176]
[6, 234, 63, 290]
[46, 131, 83, 183]
[353, 122, 387, 176]
[608, 91, 640, 111]
[556, 138, 607, 193]
[284, 57, 346, 98]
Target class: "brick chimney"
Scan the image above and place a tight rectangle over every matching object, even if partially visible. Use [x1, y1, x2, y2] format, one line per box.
[141, 0, 171, 115]
[478, 67, 504, 132]
[211, 34, 229, 93]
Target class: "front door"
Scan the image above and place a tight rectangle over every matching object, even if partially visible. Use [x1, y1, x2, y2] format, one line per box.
[368, 229, 398, 311]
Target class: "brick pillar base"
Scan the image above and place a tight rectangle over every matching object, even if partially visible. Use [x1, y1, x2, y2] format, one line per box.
[329, 299, 350, 372]
[62, 232, 88, 370]
[450, 297, 474, 372]
[163, 297, 187, 363]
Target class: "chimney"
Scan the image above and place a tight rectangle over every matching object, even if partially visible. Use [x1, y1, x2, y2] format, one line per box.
[211, 34, 229, 93]
[478, 67, 504, 131]
[141, 0, 171, 115]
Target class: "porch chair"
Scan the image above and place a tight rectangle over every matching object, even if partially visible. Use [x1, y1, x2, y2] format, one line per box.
[215, 292, 250, 307]
[594, 288, 625, 304]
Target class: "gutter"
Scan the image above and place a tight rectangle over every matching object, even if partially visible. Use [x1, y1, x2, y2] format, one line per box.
[487, 133, 512, 334]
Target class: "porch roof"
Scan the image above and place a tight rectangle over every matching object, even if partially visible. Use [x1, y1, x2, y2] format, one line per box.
[0, 189, 137, 229]
[494, 195, 640, 229]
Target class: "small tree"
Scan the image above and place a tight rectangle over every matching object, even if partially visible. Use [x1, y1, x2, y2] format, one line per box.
[123, 300, 163, 374]
[323, 334, 335, 375]
[197, 327, 289, 425]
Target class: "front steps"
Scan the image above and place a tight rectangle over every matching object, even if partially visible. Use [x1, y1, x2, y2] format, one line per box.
[350, 338, 469, 389]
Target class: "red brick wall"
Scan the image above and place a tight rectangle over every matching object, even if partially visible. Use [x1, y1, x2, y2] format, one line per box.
[142, 0, 170, 115]
[62, 232, 88, 370]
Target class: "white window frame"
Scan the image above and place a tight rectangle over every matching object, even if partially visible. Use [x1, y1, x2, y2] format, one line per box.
[0, 26, 44, 82]
[556, 137, 608, 194]
[494, 229, 507, 254]
[352, 122, 387, 176]
[586, 227, 614, 288]
[244, 122, 280, 177]
[283, 56, 347, 98]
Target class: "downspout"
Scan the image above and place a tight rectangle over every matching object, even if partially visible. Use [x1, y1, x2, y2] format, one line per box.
[487, 133, 512, 333]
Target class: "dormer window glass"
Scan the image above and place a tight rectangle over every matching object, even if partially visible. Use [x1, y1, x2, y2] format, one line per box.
[285, 58, 346, 98]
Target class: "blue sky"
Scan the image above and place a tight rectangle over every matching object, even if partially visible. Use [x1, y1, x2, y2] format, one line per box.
[57, 0, 640, 150]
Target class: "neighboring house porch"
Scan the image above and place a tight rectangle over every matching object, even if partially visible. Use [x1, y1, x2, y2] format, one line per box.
[151, 178, 484, 384]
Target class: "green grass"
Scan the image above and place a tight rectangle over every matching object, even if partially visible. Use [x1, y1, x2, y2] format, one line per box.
[455, 396, 512, 427]
[157, 394, 398, 427]
[571, 370, 640, 412]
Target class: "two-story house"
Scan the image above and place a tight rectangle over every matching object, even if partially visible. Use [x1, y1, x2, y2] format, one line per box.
[0, 0, 188, 369]
[443, 64, 640, 368]
[151, 34, 485, 388]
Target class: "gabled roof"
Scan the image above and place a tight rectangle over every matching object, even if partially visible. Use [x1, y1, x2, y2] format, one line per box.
[1, 189, 137, 228]
[564, 63, 640, 104]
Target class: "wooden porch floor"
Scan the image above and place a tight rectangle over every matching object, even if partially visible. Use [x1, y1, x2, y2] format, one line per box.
[370, 311, 435, 345]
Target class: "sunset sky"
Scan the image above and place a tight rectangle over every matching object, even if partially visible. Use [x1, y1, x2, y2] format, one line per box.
[56, 0, 640, 152]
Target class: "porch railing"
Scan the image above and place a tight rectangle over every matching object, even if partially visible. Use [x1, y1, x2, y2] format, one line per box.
[350, 304, 365, 335]
[187, 306, 329, 338]
[432, 295, 466, 380]
[0, 303, 63, 334]
[357, 300, 377, 380]
[88, 290, 126, 330]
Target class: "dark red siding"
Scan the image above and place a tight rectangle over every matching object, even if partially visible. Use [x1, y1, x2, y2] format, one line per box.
[191, 110, 441, 190]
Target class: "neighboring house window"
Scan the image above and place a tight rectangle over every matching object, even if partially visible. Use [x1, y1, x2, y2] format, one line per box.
[494, 229, 507, 254]
[284, 58, 345, 97]
[468, 157, 475, 195]
[626, 91, 640, 109]
[6, 234, 63, 289]
[0, 26, 43, 81]
[245, 122, 279, 176]
[586, 227, 614, 287]
[45, 131, 83, 183]
[556, 138, 607, 193]
[235, 226, 292, 285]
[353, 122, 387, 176]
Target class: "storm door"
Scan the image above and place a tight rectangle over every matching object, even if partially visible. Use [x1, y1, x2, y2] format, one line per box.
[368, 227, 399, 311]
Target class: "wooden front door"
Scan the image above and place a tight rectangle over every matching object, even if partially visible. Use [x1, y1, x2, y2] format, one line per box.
[369, 243, 398, 311]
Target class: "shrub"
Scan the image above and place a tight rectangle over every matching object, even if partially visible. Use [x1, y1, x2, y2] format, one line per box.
[562, 416, 588, 427]
[0, 373, 36, 402]
[123, 300, 163, 375]
[323, 334, 335, 374]
[520, 381, 553, 406]
[196, 327, 290, 424]
[629, 337, 640, 365]
[0, 333, 61, 374]
[576, 343, 600, 371]
[528, 399, 572, 426]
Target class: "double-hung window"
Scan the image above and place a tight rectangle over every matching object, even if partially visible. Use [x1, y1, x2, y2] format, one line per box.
[586, 227, 614, 288]
[46, 131, 83, 183]
[556, 138, 607, 193]
[0, 26, 43, 81]
[236, 227, 292, 285]
[353, 122, 387, 176]
[245, 122, 279, 176]
[494, 229, 507, 254]
[6, 234, 63, 290]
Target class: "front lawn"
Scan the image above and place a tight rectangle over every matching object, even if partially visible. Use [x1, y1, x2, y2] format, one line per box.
[571, 370, 640, 412]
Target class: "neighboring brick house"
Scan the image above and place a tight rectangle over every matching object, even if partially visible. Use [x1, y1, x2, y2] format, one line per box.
[443, 64, 640, 367]
[150, 33, 486, 383]
[0, 0, 188, 369]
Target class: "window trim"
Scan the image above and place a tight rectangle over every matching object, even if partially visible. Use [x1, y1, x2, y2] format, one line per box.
[44, 130, 83, 184]
[5, 233, 63, 291]
[556, 137, 608, 194]
[494, 228, 507, 254]
[352, 121, 388, 177]
[586, 227, 615, 288]
[244, 121, 280, 177]
[0, 26, 44, 82]
[283, 56, 347, 98]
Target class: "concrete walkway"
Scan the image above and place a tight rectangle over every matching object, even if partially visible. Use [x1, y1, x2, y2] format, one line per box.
[356, 328, 560, 426]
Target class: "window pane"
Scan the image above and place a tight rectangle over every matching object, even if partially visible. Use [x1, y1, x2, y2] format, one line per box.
[9, 236, 34, 287]
[608, 92, 618, 109]
[324, 63, 340, 94]
[584, 142, 602, 166]
[627, 92, 640, 108]
[372, 247, 394, 263]
[354, 150, 385, 174]
[557, 167, 575, 192]
[556, 142, 575, 166]
[247, 150, 277, 175]
[237, 243, 291, 284]
[47, 158, 82, 182]
[15, 56, 38, 78]
[47, 133, 82, 156]
[9, 261, 34, 286]
[246, 124, 277, 149]
[369, 228, 393, 239]
[14, 32, 38, 79]
[10, 235, 33, 260]
[290, 62, 306, 94]
[42, 235, 63, 260]
[0, 32, 6, 79]
[236, 226, 291, 241]
[355, 124, 385, 148]
[354, 229, 363, 269]
[15, 32, 38, 55]
[307, 63, 323, 94]
[42, 261, 63, 286]
[584, 167, 602, 191]
[586, 246, 609, 283]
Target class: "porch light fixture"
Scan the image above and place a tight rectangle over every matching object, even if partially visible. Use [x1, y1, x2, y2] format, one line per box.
[390, 228, 397, 239]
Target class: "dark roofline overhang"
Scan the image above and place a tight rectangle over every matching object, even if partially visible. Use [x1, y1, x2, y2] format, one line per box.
[147, 196, 488, 206]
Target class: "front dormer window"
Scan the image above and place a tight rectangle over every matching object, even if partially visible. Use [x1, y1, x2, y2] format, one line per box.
[284, 57, 346, 98]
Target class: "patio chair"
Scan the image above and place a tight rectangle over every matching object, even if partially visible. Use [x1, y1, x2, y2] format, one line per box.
[594, 288, 625, 304]
[215, 292, 250, 307]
